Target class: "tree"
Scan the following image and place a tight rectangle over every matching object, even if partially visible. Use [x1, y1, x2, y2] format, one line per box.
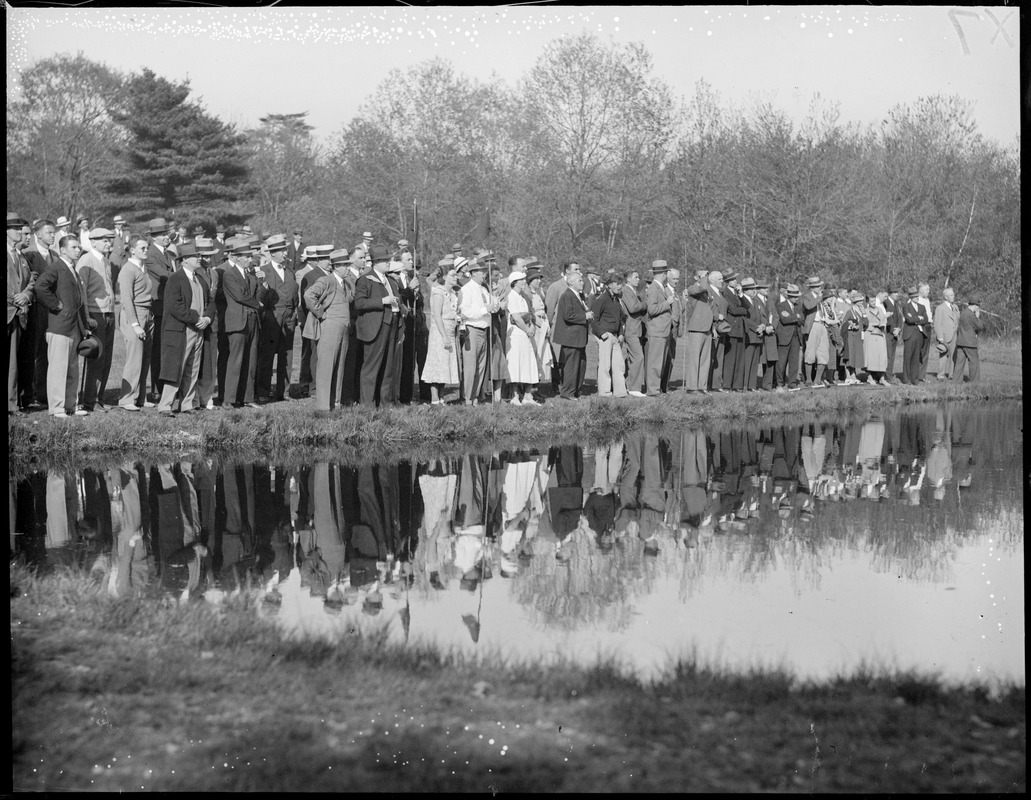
[105, 68, 252, 226]
[245, 112, 320, 229]
[7, 53, 125, 221]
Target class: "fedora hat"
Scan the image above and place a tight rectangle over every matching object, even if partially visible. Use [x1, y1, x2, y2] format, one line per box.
[226, 237, 255, 255]
[907, 285, 919, 298]
[113, 214, 127, 225]
[451, 242, 463, 253]
[807, 276, 824, 289]
[651, 259, 668, 272]
[75, 213, 89, 225]
[722, 269, 739, 282]
[849, 290, 865, 303]
[55, 215, 71, 228]
[524, 266, 543, 283]
[308, 244, 334, 261]
[175, 242, 200, 260]
[195, 237, 218, 256]
[191, 225, 205, 236]
[436, 256, 455, 268]
[77, 335, 103, 360]
[785, 283, 801, 298]
[147, 217, 170, 235]
[740, 277, 757, 291]
[264, 234, 289, 252]
[368, 243, 390, 264]
[7, 211, 28, 228]
[329, 248, 350, 265]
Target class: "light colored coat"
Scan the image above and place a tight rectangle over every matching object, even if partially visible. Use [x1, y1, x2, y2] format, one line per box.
[933, 301, 960, 345]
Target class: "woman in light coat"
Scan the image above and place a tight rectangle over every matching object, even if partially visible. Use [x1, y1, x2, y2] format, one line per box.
[505, 271, 539, 405]
[864, 290, 890, 386]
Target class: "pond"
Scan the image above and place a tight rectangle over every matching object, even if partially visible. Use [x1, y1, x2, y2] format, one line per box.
[10, 400, 1023, 687]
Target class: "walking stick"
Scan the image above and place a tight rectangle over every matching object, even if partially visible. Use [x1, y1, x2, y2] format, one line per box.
[486, 256, 494, 406]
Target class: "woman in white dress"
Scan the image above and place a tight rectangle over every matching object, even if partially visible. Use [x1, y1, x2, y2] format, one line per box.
[505, 271, 539, 405]
[420, 264, 461, 404]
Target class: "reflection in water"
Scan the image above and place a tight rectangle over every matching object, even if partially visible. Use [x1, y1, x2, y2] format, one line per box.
[10, 402, 1023, 684]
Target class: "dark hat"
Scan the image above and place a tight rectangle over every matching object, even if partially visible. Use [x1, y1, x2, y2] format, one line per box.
[191, 225, 205, 236]
[293, 228, 303, 236]
[7, 211, 29, 228]
[215, 224, 226, 234]
[369, 243, 391, 264]
[753, 278, 769, 290]
[77, 335, 103, 360]
[226, 237, 255, 255]
[525, 266, 543, 283]
[521, 257, 540, 271]
[75, 213, 89, 225]
[966, 296, 980, 306]
[651, 259, 668, 272]
[849, 290, 865, 303]
[807, 275, 824, 289]
[451, 242, 463, 253]
[329, 248, 350, 265]
[907, 285, 919, 298]
[147, 217, 170, 235]
[476, 250, 496, 263]
[885, 284, 898, 294]
[603, 270, 624, 285]
[466, 259, 488, 273]
[722, 269, 739, 282]
[785, 283, 801, 298]
[740, 277, 757, 291]
[175, 242, 200, 260]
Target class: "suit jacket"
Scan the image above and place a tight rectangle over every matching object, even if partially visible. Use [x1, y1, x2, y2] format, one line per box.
[109, 230, 130, 270]
[883, 297, 903, 339]
[260, 263, 299, 326]
[644, 280, 672, 339]
[620, 284, 647, 338]
[221, 262, 262, 333]
[285, 240, 304, 273]
[302, 273, 355, 339]
[144, 244, 176, 316]
[545, 278, 568, 328]
[7, 247, 33, 327]
[933, 301, 960, 344]
[159, 268, 214, 384]
[298, 264, 329, 332]
[802, 289, 822, 333]
[955, 305, 985, 348]
[33, 259, 89, 338]
[775, 295, 804, 345]
[76, 250, 115, 314]
[901, 300, 930, 341]
[589, 290, 624, 338]
[551, 288, 590, 348]
[726, 289, 748, 339]
[353, 272, 396, 343]
[709, 286, 729, 334]
[743, 295, 764, 344]
[683, 284, 714, 333]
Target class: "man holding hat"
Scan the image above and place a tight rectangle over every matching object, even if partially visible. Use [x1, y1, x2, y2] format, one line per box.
[801, 276, 824, 386]
[34, 233, 95, 417]
[7, 212, 34, 414]
[303, 248, 355, 411]
[297, 244, 333, 398]
[144, 217, 176, 402]
[644, 260, 672, 396]
[775, 284, 804, 391]
[110, 214, 130, 271]
[256, 234, 299, 403]
[900, 285, 930, 384]
[156, 242, 213, 415]
[355, 243, 401, 406]
[76, 227, 118, 411]
[221, 237, 265, 408]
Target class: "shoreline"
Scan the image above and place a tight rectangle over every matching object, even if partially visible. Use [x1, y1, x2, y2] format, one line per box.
[9, 378, 1022, 467]
[11, 566, 1025, 792]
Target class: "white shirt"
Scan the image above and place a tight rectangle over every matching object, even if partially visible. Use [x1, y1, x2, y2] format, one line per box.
[459, 280, 491, 328]
[269, 260, 286, 283]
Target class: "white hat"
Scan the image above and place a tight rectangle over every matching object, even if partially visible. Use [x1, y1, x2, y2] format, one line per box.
[508, 271, 527, 283]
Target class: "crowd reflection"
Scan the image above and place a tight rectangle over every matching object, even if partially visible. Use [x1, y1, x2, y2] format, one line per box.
[10, 403, 1022, 630]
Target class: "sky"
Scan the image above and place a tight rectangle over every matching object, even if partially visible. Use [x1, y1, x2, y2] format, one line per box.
[7, 5, 1021, 147]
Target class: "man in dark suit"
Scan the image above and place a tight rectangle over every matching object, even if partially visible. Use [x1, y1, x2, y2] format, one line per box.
[882, 286, 903, 383]
[7, 212, 34, 415]
[256, 234, 298, 402]
[21, 218, 59, 408]
[220, 237, 264, 408]
[297, 245, 332, 398]
[156, 243, 214, 415]
[775, 283, 804, 390]
[706, 270, 730, 392]
[109, 214, 131, 274]
[33, 234, 96, 417]
[354, 244, 399, 407]
[551, 271, 593, 399]
[900, 286, 931, 385]
[285, 229, 304, 273]
[211, 224, 227, 267]
[723, 276, 749, 391]
[144, 217, 176, 402]
[738, 278, 764, 391]
[952, 295, 985, 382]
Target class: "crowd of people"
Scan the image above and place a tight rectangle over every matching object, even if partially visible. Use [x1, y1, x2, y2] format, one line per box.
[7, 210, 988, 418]
[11, 406, 985, 612]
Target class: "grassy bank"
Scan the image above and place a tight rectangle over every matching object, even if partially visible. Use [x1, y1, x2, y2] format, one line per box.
[11, 565, 1024, 792]
[9, 375, 1022, 467]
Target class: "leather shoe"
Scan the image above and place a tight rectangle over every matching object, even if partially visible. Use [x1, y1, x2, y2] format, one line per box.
[159, 410, 176, 418]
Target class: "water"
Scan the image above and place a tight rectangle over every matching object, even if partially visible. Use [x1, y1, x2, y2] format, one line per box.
[10, 400, 1023, 687]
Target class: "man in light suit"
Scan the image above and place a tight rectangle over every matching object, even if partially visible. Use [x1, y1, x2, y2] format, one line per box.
[354, 244, 400, 407]
[682, 276, 713, 393]
[256, 234, 298, 402]
[297, 245, 332, 398]
[144, 217, 176, 402]
[220, 238, 264, 408]
[33, 234, 96, 417]
[7, 212, 34, 415]
[643, 260, 672, 397]
[76, 228, 117, 411]
[932, 287, 960, 380]
[303, 249, 355, 411]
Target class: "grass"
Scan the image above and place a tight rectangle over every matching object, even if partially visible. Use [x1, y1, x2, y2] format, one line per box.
[8, 336, 1022, 466]
[11, 564, 1025, 792]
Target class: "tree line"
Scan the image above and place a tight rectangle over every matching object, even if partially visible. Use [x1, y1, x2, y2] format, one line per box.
[6, 35, 1020, 331]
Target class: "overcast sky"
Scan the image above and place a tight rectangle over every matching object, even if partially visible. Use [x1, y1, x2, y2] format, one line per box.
[8, 5, 1021, 147]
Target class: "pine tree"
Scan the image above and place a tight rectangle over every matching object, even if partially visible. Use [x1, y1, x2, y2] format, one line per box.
[105, 68, 252, 226]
